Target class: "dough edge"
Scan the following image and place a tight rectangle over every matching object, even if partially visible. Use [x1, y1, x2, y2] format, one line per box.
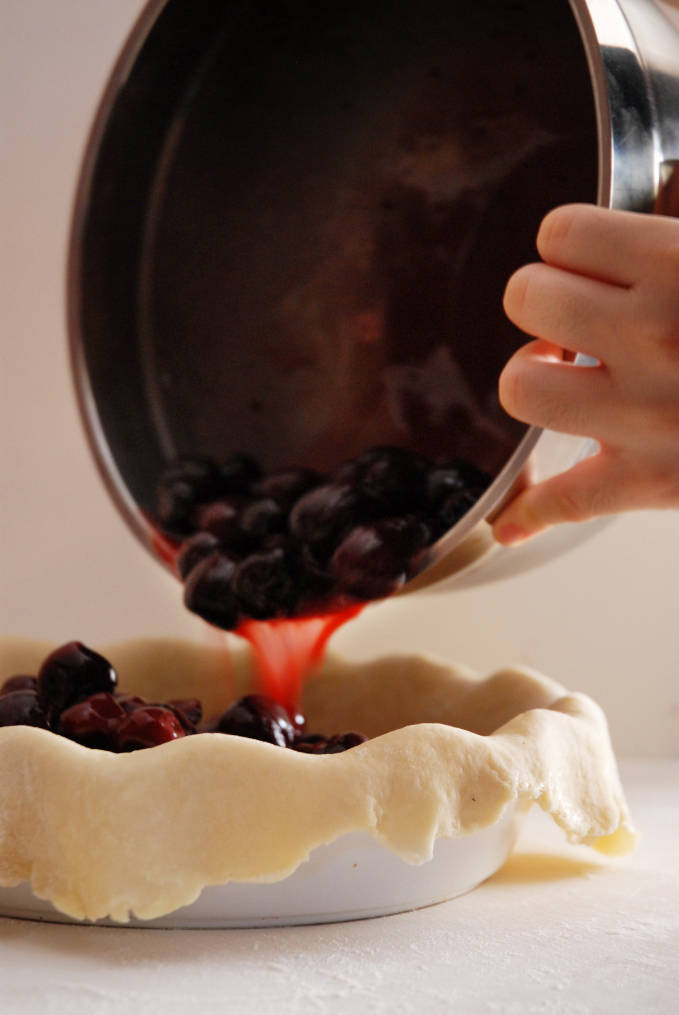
[0, 638, 635, 923]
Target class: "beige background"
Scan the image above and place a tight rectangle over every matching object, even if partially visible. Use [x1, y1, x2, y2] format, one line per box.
[2, 0, 678, 757]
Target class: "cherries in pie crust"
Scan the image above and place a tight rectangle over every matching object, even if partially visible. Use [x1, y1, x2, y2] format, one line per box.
[0, 642, 366, 755]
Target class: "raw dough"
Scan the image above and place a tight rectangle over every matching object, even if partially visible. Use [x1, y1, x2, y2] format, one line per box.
[0, 637, 635, 923]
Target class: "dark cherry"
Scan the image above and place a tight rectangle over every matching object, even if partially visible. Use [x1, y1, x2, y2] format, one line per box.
[176, 531, 221, 580]
[427, 460, 491, 510]
[331, 518, 422, 599]
[58, 693, 126, 751]
[293, 731, 366, 754]
[0, 675, 37, 694]
[166, 448, 494, 621]
[232, 546, 299, 620]
[183, 551, 239, 630]
[0, 689, 48, 729]
[155, 478, 198, 537]
[217, 694, 296, 747]
[116, 692, 202, 735]
[290, 708, 306, 733]
[324, 732, 367, 753]
[195, 497, 248, 551]
[155, 455, 221, 535]
[260, 532, 293, 553]
[292, 733, 329, 754]
[167, 697, 203, 730]
[117, 705, 186, 751]
[354, 445, 429, 512]
[37, 642, 117, 723]
[407, 512, 442, 548]
[383, 514, 432, 555]
[216, 452, 262, 495]
[239, 498, 286, 544]
[330, 458, 361, 485]
[289, 482, 363, 553]
[297, 542, 335, 599]
[161, 454, 220, 489]
[253, 468, 322, 510]
[437, 488, 483, 529]
[115, 693, 149, 714]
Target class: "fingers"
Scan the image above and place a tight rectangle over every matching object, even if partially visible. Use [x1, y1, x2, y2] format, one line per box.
[491, 450, 636, 545]
[503, 261, 629, 362]
[536, 203, 679, 287]
[498, 341, 617, 439]
[493, 204, 679, 544]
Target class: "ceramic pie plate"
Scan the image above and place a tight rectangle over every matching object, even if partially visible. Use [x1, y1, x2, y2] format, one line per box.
[0, 808, 518, 928]
[0, 638, 635, 928]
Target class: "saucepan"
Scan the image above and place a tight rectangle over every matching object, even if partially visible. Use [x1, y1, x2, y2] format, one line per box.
[67, 0, 679, 593]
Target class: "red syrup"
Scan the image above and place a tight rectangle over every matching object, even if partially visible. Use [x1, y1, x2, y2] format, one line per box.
[236, 605, 364, 716]
[147, 519, 364, 714]
[149, 528, 181, 570]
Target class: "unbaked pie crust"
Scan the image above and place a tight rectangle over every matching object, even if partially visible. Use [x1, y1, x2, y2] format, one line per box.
[0, 637, 635, 923]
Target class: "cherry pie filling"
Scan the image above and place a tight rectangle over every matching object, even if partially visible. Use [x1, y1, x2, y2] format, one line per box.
[0, 641, 366, 754]
[150, 445, 491, 716]
[153, 445, 491, 629]
[0, 447, 490, 752]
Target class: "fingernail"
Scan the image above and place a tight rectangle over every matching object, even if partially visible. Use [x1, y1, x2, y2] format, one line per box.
[493, 522, 530, 546]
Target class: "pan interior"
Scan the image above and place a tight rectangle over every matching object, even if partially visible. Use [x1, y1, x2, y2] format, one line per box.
[77, 0, 597, 513]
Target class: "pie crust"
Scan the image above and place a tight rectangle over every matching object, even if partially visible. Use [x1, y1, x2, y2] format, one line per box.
[0, 637, 635, 923]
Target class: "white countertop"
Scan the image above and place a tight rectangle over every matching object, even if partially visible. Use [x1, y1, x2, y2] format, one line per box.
[1, 759, 676, 1015]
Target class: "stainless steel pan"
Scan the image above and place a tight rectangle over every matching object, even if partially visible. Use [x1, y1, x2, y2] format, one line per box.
[68, 0, 679, 591]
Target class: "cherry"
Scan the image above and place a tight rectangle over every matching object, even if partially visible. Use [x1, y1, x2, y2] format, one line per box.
[355, 445, 429, 512]
[167, 697, 202, 730]
[427, 460, 491, 509]
[289, 482, 363, 554]
[330, 458, 361, 485]
[292, 733, 329, 754]
[0, 690, 48, 729]
[37, 642, 117, 724]
[385, 514, 433, 555]
[161, 447, 494, 622]
[117, 705, 186, 751]
[437, 488, 483, 529]
[297, 542, 335, 601]
[155, 455, 221, 535]
[115, 693, 149, 714]
[0, 675, 37, 694]
[195, 497, 248, 550]
[162, 455, 220, 491]
[324, 732, 366, 753]
[155, 479, 198, 537]
[331, 518, 424, 599]
[58, 693, 126, 751]
[253, 468, 322, 509]
[183, 551, 239, 629]
[239, 498, 286, 544]
[176, 531, 221, 580]
[232, 546, 299, 620]
[216, 452, 262, 495]
[293, 731, 366, 754]
[289, 707, 306, 733]
[260, 532, 294, 553]
[217, 694, 296, 747]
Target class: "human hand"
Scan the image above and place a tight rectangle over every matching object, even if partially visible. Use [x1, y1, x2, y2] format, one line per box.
[492, 203, 679, 545]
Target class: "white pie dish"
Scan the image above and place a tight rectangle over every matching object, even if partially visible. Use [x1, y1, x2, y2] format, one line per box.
[0, 806, 518, 927]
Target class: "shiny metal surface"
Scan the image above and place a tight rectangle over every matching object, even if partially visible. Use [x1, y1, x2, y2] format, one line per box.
[68, 0, 679, 593]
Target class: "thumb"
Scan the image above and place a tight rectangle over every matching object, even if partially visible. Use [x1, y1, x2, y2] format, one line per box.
[491, 451, 627, 545]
